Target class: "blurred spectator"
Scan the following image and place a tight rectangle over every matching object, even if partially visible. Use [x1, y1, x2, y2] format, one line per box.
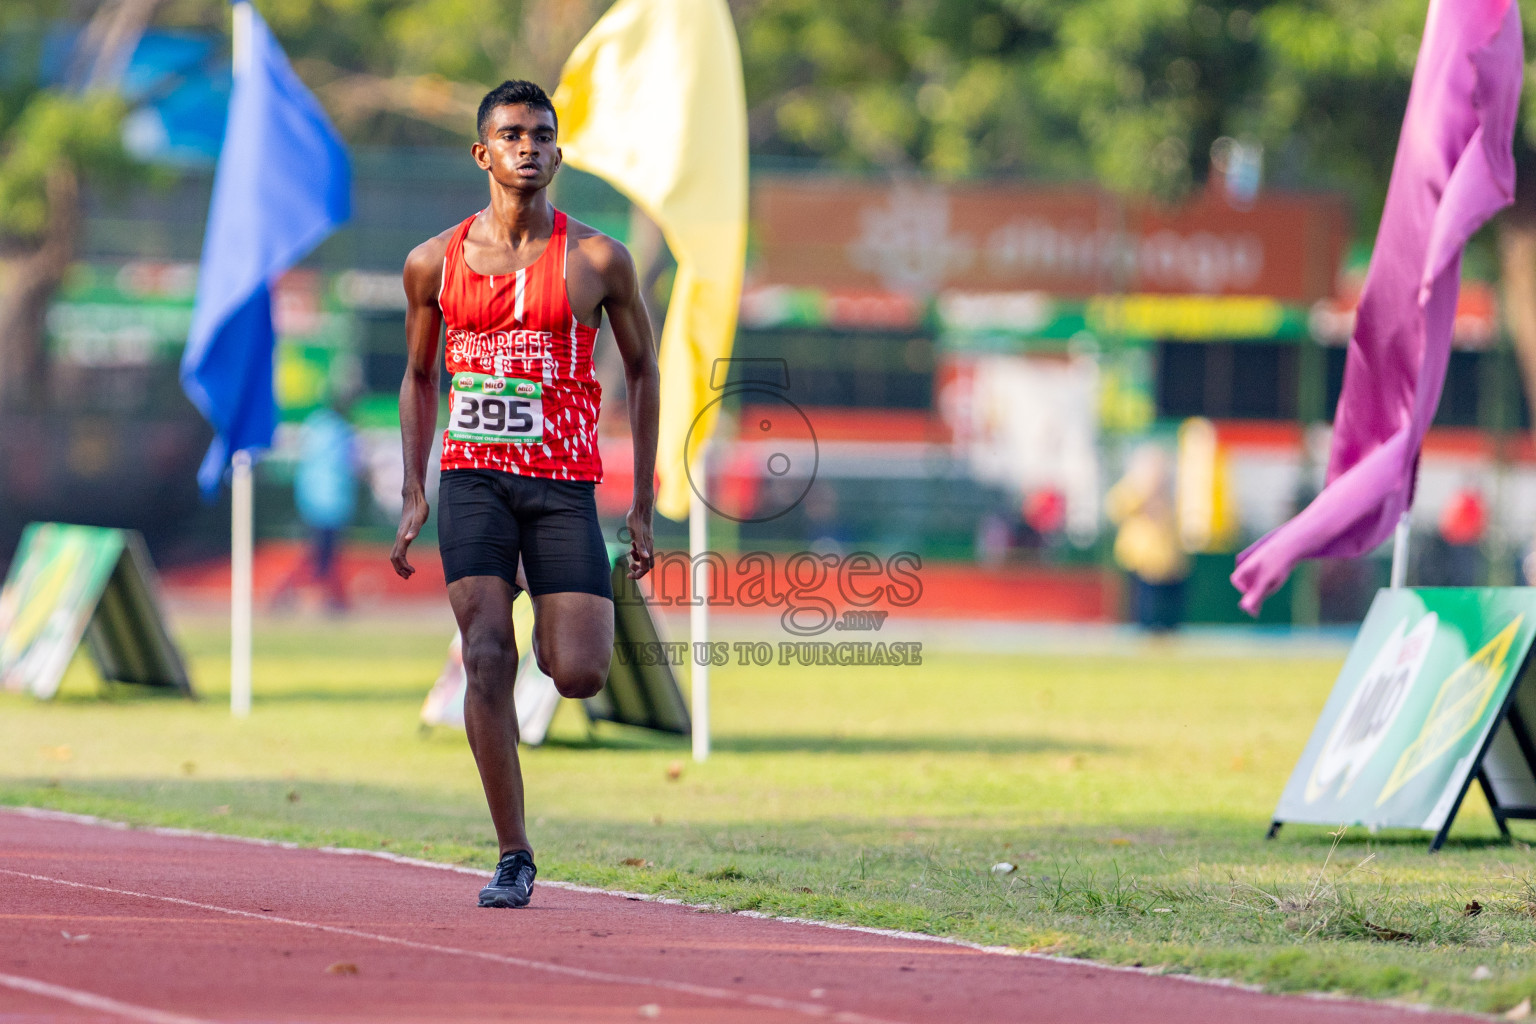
[1022, 486, 1067, 549]
[975, 487, 1068, 567]
[803, 482, 850, 555]
[976, 513, 1012, 568]
[1522, 530, 1536, 588]
[1023, 486, 1066, 538]
[1438, 485, 1486, 586]
[716, 444, 763, 523]
[1106, 444, 1188, 631]
[274, 403, 359, 612]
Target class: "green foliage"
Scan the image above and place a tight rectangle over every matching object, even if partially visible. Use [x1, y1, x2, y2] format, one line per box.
[1255, 0, 1424, 217]
[3, 0, 1499, 214]
[381, 0, 520, 81]
[739, 0, 1536, 213]
[741, 0, 1305, 192]
[10, 0, 1536, 217]
[1035, 0, 1268, 196]
[255, 0, 606, 129]
[742, 0, 1060, 179]
[0, 1, 145, 246]
[0, 90, 127, 241]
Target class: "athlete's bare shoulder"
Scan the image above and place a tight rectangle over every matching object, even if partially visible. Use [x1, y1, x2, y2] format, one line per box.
[402, 225, 457, 305]
[565, 215, 636, 288]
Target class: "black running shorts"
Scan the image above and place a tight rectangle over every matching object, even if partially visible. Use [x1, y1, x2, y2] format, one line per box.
[437, 469, 614, 599]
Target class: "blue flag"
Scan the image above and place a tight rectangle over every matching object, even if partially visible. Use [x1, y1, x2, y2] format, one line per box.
[181, 1, 350, 494]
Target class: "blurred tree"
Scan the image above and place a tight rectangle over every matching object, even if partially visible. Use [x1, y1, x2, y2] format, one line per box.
[237, 0, 1532, 220]
[249, 0, 608, 141]
[740, 0, 1536, 438]
[11, 0, 1536, 412]
[736, 0, 1435, 202]
[738, 0, 1063, 179]
[0, 0, 153, 409]
[1, 0, 614, 413]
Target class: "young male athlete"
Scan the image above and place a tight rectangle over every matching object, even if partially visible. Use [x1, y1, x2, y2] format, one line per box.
[390, 80, 659, 908]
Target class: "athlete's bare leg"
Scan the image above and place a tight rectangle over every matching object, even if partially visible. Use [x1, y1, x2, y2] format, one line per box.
[448, 574, 531, 857]
[530, 592, 614, 699]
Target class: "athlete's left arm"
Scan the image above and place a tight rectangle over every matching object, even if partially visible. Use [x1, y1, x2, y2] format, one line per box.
[597, 238, 659, 581]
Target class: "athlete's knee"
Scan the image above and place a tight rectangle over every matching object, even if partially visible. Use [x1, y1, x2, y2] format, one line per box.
[553, 663, 606, 701]
[461, 633, 517, 699]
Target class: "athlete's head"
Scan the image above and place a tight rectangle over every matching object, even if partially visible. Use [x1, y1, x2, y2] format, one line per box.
[476, 80, 557, 143]
[473, 80, 561, 192]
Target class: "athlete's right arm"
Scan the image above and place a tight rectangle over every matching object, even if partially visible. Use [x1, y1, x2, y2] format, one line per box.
[391, 236, 448, 580]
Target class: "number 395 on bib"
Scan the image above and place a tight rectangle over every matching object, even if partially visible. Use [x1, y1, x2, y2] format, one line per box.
[447, 372, 543, 444]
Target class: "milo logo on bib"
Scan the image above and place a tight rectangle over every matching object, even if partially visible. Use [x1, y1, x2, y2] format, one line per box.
[448, 372, 543, 445]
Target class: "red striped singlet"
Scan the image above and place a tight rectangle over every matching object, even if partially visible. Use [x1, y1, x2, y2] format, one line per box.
[438, 209, 603, 480]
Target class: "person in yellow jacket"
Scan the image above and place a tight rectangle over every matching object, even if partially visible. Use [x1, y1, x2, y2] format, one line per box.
[1106, 443, 1189, 631]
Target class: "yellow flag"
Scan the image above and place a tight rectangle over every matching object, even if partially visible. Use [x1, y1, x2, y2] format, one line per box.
[552, 0, 748, 521]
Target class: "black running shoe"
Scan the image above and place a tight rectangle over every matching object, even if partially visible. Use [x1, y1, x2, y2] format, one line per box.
[478, 850, 536, 908]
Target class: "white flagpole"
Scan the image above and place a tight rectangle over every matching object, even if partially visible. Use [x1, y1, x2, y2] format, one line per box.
[229, 2, 255, 718]
[1389, 511, 1411, 588]
[232, 1, 252, 76]
[231, 450, 254, 716]
[690, 443, 710, 762]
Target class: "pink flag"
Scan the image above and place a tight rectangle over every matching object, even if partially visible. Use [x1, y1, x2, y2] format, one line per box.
[1231, 0, 1523, 615]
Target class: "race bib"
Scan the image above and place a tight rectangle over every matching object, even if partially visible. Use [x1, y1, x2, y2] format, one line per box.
[447, 372, 542, 444]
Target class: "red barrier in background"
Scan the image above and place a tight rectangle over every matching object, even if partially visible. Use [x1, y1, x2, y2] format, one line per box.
[160, 543, 1117, 622]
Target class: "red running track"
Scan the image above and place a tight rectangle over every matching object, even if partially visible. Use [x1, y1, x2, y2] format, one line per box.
[0, 809, 1471, 1023]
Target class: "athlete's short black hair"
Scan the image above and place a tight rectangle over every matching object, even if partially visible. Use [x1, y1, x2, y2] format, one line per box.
[477, 80, 557, 142]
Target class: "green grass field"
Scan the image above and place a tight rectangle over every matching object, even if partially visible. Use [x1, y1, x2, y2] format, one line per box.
[5, 612, 1536, 1015]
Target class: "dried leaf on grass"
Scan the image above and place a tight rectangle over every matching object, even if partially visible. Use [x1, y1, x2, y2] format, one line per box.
[1464, 900, 1484, 917]
[621, 858, 651, 868]
[1363, 921, 1413, 942]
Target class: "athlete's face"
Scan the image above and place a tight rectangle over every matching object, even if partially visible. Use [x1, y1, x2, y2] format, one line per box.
[474, 104, 561, 192]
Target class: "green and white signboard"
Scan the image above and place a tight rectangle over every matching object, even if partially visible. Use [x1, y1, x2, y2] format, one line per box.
[0, 523, 192, 700]
[1273, 588, 1536, 850]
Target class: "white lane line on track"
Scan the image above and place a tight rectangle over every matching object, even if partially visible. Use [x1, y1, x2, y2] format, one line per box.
[10, 808, 1040, 959]
[0, 807, 1458, 1020]
[0, 809, 1114, 964]
[0, 868, 904, 1024]
[0, 972, 221, 1024]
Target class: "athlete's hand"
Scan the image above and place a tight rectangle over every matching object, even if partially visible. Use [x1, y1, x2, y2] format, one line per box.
[625, 505, 654, 580]
[391, 491, 430, 579]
